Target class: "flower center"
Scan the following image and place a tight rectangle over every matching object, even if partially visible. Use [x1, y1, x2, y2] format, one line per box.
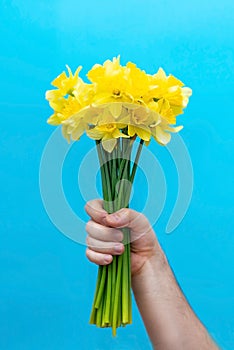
[106, 123, 115, 130]
[113, 89, 121, 96]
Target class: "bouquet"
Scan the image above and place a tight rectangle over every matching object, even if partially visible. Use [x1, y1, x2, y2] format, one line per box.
[45, 56, 192, 336]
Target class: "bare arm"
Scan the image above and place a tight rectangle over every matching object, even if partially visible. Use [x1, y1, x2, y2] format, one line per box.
[132, 251, 218, 349]
[85, 199, 219, 350]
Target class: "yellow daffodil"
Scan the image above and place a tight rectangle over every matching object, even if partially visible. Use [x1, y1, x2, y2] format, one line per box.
[45, 57, 192, 151]
[146, 67, 191, 117]
[62, 117, 87, 142]
[148, 98, 175, 125]
[151, 122, 183, 145]
[125, 62, 150, 102]
[52, 65, 82, 96]
[87, 123, 129, 152]
[87, 56, 131, 105]
[127, 106, 156, 141]
[47, 95, 82, 125]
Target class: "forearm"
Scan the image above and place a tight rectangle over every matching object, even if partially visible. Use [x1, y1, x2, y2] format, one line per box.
[132, 247, 218, 350]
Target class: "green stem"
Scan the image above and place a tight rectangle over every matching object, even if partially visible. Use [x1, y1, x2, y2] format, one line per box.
[117, 279, 122, 328]
[96, 292, 104, 327]
[104, 264, 112, 324]
[127, 239, 132, 324]
[130, 139, 144, 183]
[122, 228, 130, 324]
[102, 287, 107, 327]
[89, 265, 102, 324]
[95, 265, 107, 309]
[96, 141, 113, 212]
[91, 137, 142, 335]
[112, 254, 123, 336]
[111, 255, 116, 324]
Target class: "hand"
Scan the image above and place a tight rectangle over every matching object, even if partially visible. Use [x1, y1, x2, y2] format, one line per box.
[85, 199, 162, 276]
[85, 200, 219, 350]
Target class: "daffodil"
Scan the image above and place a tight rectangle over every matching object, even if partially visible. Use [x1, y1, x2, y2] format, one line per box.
[148, 98, 183, 145]
[46, 58, 191, 146]
[151, 122, 183, 145]
[51, 65, 82, 96]
[47, 95, 82, 125]
[145, 67, 192, 117]
[127, 106, 154, 141]
[87, 123, 129, 152]
[87, 56, 131, 105]
[62, 117, 87, 142]
[148, 98, 175, 124]
[125, 62, 150, 102]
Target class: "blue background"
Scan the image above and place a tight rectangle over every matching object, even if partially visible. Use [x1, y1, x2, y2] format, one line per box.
[0, 0, 234, 349]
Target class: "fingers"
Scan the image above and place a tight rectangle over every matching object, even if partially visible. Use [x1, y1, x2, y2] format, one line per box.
[85, 199, 107, 226]
[86, 236, 124, 255]
[85, 199, 156, 266]
[86, 248, 113, 266]
[85, 218, 124, 266]
[85, 220, 123, 242]
[105, 208, 153, 240]
[86, 220, 124, 255]
[85, 199, 152, 237]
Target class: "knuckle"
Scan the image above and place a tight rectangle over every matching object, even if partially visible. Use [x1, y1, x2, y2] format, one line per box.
[118, 230, 124, 241]
[121, 208, 129, 216]
[85, 248, 91, 260]
[84, 201, 91, 213]
[86, 235, 91, 246]
[85, 220, 93, 232]
[113, 229, 123, 241]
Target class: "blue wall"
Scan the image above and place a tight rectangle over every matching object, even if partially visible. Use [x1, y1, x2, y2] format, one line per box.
[0, 1, 234, 349]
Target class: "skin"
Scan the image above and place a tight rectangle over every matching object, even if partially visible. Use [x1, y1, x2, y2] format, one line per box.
[85, 199, 219, 350]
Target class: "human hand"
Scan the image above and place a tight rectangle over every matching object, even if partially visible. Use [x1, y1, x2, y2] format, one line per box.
[85, 199, 162, 276]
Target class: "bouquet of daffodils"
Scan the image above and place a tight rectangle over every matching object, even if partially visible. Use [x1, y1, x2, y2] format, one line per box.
[45, 56, 192, 336]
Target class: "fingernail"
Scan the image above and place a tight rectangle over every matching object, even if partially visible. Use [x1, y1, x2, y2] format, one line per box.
[104, 255, 112, 263]
[114, 232, 123, 242]
[114, 244, 123, 253]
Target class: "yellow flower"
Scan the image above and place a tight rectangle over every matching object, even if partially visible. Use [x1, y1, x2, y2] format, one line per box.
[150, 122, 183, 145]
[46, 113, 63, 126]
[125, 62, 150, 102]
[72, 79, 95, 106]
[87, 58, 151, 107]
[128, 124, 151, 142]
[148, 98, 175, 124]
[148, 98, 183, 145]
[87, 123, 129, 152]
[47, 95, 82, 125]
[61, 104, 103, 142]
[51, 65, 82, 96]
[127, 106, 157, 142]
[87, 56, 130, 105]
[46, 94, 66, 115]
[62, 117, 87, 142]
[145, 68, 192, 117]
[181, 87, 192, 108]
[45, 57, 192, 148]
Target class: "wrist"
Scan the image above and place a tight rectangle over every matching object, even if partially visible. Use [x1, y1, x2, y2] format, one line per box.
[132, 242, 169, 288]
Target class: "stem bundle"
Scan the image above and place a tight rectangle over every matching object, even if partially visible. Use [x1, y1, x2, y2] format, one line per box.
[89, 138, 143, 336]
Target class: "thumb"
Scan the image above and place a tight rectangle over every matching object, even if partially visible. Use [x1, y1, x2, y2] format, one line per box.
[106, 208, 153, 239]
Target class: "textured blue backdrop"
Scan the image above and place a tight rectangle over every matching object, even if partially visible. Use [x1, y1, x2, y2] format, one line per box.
[0, 0, 234, 349]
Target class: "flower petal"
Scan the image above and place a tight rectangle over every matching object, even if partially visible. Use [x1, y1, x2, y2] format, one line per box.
[86, 128, 104, 140]
[102, 138, 117, 152]
[71, 122, 86, 140]
[134, 126, 151, 141]
[155, 126, 171, 145]
[109, 103, 123, 118]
